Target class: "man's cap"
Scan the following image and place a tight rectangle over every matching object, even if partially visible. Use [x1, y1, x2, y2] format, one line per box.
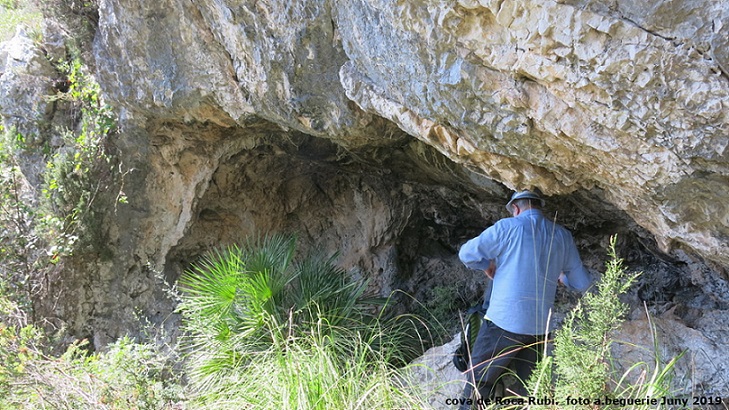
[506, 190, 545, 211]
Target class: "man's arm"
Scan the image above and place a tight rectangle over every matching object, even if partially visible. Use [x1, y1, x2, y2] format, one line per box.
[562, 235, 591, 292]
[458, 224, 504, 271]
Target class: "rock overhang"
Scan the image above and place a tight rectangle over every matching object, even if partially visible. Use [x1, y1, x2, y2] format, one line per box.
[3, 0, 727, 359]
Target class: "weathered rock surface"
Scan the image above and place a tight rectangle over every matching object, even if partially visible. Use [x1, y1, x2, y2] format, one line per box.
[1, 0, 728, 397]
[336, 0, 729, 267]
[0, 27, 58, 186]
[615, 307, 729, 397]
[91, 0, 729, 278]
[408, 334, 467, 409]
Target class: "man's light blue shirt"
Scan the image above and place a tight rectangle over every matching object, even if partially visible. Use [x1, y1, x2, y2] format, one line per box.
[459, 209, 591, 335]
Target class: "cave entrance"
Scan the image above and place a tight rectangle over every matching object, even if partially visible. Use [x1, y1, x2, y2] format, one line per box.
[164, 129, 711, 338]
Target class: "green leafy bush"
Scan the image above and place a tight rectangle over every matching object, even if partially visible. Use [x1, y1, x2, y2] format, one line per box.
[0, 0, 43, 42]
[550, 236, 640, 400]
[1, 287, 183, 410]
[526, 236, 684, 409]
[0, 54, 121, 326]
[177, 234, 431, 407]
[42, 58, 119, 254]
[0, 127, 44, 314]
[178, 235, 371, 353]
[4, 338, 184, 409]
[0, 308, 42, 406]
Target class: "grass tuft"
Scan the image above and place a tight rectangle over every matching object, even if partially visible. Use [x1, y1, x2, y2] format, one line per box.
[0, 0, 42, 43]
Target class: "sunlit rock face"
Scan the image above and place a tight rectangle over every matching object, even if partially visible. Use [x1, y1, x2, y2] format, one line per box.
[336, 0, 729, 265]
[92, 0, 728, 267]
[1, 0, 727, 396]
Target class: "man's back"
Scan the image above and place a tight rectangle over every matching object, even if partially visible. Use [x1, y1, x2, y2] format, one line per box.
[459, 209, 590, 335]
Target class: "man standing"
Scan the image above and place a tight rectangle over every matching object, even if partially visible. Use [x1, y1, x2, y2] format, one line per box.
[457, 190, 591, 407]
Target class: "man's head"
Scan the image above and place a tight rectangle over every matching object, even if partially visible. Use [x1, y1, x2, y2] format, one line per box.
[506, 190, 545, 216]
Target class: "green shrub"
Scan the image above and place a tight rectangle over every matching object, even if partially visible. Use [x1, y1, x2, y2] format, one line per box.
[4, 337, 184, 409]
[0, 127, 43, 314]
[42, 58, 119, 252]
[0, 0, 43, 42]
[526, 236, 684, 409]
[0, 54, 121, 324]
[178, 234, 432, 407]
[0, 301, 43, 408]
[550, 236, 640, 400]
[47, 337, 183, 409]
[1, 54, 121, 262]
[1, 276, 184, 410]
[178, 235, 371, 349]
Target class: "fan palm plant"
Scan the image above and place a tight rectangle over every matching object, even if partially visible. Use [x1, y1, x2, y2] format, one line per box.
[176, 234, 407, 387]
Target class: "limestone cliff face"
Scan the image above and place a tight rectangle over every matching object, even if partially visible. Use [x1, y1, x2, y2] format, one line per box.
[1, 0, 728, 396]
[338, 0, 729, 263]
[93, 0, 729, 263]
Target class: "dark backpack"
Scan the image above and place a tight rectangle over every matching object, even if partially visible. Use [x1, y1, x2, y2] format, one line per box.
[452, 304, 487, 372]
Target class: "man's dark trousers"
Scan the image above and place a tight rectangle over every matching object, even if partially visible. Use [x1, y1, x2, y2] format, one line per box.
[459, 320, 542, 409]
